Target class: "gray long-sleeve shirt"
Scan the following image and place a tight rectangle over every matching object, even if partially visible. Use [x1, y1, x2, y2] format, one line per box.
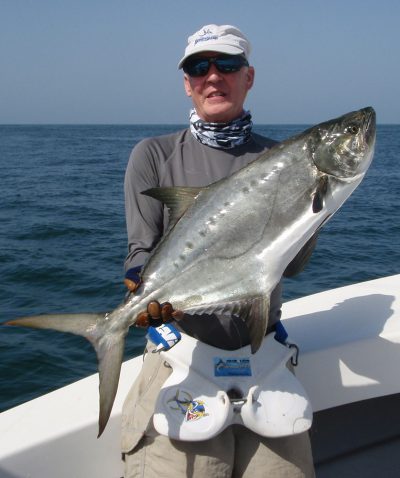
[124, 128, 314, 349]
[124, 128, 278, 270]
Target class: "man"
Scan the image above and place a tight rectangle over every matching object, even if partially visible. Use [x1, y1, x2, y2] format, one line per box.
[122, 24, 315, 477]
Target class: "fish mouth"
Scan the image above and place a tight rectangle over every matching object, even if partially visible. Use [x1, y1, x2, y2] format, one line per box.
[363, 107, 376, 148]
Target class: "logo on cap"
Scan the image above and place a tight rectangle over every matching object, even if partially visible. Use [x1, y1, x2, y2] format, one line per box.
[195, 35, 218, 45]
[199, 28, 213, 36]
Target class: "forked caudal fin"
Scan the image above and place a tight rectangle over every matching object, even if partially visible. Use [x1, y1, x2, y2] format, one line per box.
[6, 313, 126, 437]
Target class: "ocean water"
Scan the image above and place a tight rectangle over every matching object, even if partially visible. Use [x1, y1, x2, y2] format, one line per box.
[0, 123, 399, 413]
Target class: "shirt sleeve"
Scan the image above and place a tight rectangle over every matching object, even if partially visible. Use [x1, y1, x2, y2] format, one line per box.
[124, 139, 165, 272]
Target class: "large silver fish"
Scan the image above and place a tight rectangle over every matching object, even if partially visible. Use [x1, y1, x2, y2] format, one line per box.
[7, 107, 376, 436]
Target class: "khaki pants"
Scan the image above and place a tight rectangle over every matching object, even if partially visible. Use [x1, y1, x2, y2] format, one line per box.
[122, 344, 315, 478]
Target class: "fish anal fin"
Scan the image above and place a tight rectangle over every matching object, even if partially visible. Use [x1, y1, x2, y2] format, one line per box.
[183, 296, 269, 354]
[142, 186, 204, 226]
[244, 296, 270, 354]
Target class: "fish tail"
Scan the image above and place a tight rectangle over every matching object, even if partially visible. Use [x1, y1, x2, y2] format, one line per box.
[6, 313, 103, 336]
[6, 313, 126, 437]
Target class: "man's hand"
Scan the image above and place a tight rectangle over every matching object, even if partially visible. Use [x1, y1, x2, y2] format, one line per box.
[136, 301, 184, 328]
[124, 267, 183, 327]
[124, 277, 141, 292]
[124, 266, 143, 292]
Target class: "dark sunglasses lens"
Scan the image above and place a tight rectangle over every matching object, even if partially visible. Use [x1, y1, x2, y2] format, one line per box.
[183, 59, 210, 77]
[215, 57, 245, 73]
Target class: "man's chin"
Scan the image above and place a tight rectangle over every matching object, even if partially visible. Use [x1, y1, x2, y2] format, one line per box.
[202, 106, 238, 123]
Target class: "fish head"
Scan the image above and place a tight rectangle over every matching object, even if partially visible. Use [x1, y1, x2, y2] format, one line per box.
[309, 107, 376, 180]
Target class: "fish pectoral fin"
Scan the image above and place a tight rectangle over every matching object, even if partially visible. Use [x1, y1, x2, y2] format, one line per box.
[7, 313, 126, 437]
[312, 174, 329, 213]
[142, 186, 205, 226]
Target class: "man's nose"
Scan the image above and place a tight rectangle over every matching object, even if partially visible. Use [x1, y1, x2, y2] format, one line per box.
[205, 63, 223, 81]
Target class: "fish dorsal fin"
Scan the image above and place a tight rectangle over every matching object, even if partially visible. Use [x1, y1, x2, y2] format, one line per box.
[312, 175, 329, 213]
[142, 186, 204, 226]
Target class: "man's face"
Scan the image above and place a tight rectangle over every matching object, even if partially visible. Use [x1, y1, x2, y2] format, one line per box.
[183, 52, 255, 123]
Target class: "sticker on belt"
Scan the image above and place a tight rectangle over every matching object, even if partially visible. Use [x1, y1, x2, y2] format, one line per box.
[214, 357, 252, 376]
[167, 389, 209, 422]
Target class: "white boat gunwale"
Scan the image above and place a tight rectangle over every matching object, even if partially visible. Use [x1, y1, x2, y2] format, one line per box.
[1, 274, 400, 477]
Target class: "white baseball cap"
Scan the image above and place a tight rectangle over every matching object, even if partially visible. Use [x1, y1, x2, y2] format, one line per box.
[178, 24, 251, 69]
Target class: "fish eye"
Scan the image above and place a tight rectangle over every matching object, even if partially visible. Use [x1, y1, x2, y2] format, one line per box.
[346, 124, 359, 135]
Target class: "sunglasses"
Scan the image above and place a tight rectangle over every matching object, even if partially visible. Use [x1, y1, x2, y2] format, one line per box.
[183, 55, 249, 77]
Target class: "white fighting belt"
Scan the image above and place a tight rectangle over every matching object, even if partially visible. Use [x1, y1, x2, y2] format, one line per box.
[153, 332, 312, 441]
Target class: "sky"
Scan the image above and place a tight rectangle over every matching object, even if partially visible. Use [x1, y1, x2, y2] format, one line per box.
[1, 0, 399, 124]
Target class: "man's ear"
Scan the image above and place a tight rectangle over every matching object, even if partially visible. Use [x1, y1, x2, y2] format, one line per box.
[183, 74, 192, 97]
[246, 66, 255, 90]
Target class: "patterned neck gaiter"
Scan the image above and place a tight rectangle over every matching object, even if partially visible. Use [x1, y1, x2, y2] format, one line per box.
[189, 108, 253, 149]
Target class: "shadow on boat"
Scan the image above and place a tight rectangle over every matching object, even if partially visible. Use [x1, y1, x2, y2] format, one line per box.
[285, 293, 398, 396]
[283, 292, 400, 477]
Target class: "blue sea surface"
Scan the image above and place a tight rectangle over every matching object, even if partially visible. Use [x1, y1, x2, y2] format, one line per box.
[0, 123, 399, 412]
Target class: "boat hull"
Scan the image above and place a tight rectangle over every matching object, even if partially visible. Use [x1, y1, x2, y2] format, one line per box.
[1, 274, 400, 477]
